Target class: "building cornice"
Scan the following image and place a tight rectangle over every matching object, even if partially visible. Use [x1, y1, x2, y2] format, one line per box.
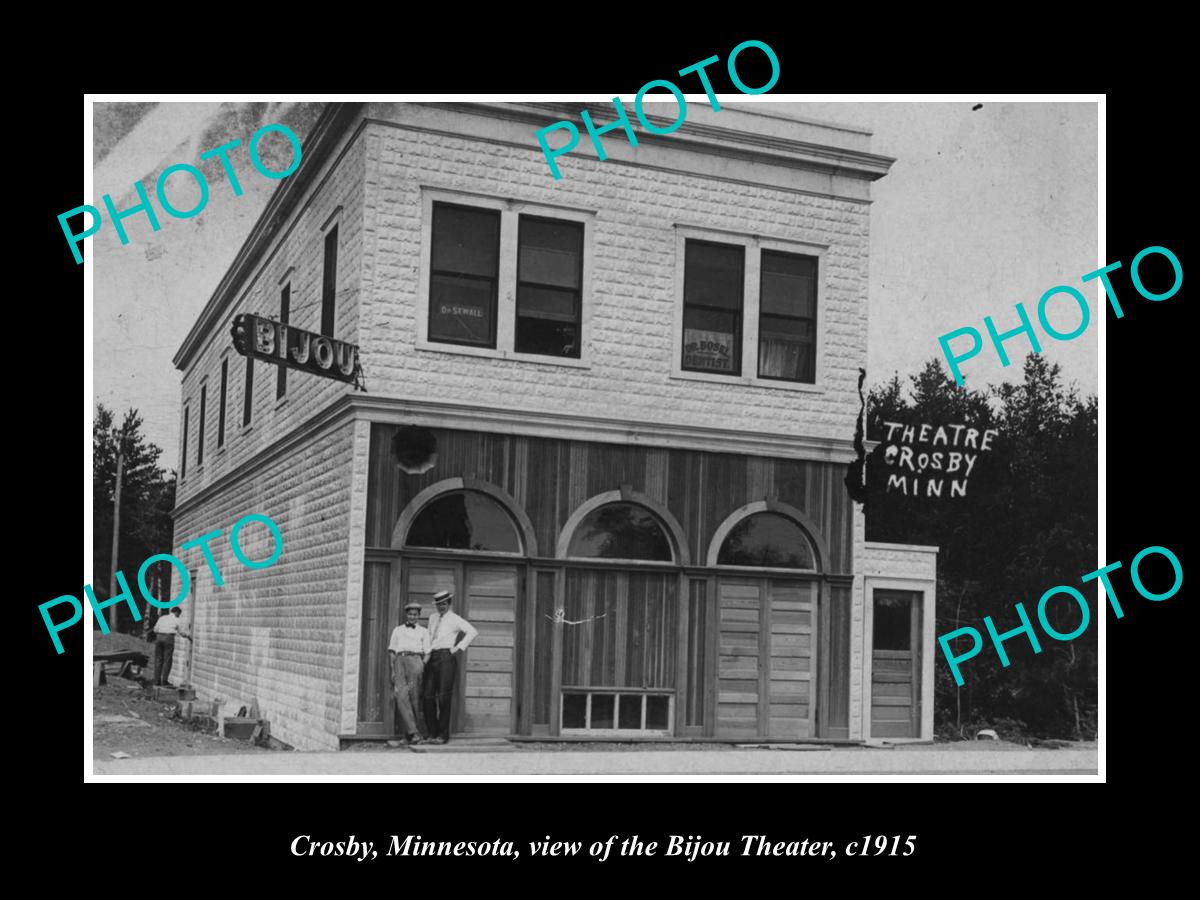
[351, 395, 857, 462]
[440, 102, 896, 183]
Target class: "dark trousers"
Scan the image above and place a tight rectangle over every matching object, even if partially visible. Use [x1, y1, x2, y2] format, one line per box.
[154, 636, 175, 686]
[422, 650, 457, 740]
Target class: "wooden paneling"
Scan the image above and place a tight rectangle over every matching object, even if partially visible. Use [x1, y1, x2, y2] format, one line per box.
[462, 565, 517, 734]
[365, 425, 853, 574]
[717, 580, 761, 738]
[531, 570, 556, 726]
[869, 591, 922, 739]
[767, 582, 815, 739]
[356, 561, 393, 734]
[561, 569, 676, 689]
[825, 583, 851, 738]
[686, 579, 707, 728]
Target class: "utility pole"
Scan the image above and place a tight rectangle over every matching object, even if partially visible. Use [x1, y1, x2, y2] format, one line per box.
[108, 435, 125, 632]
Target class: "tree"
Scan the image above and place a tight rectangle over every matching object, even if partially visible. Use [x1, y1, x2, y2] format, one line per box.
[864, 354, 1097, 740]
[93, 404, 177, 633]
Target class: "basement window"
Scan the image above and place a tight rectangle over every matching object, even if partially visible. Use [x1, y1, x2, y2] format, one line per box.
[560, 690, 673, 735]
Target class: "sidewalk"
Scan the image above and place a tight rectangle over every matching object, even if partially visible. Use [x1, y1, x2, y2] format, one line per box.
[93, 746, 1098, 777]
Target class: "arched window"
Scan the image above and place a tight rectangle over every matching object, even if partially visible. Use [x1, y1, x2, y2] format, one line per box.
[405, 490, 521, 553]
[717, 512, 814, 569]
[566, 502, 673, 561]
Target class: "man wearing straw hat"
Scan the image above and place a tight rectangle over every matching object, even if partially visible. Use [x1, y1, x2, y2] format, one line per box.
[387, 600, 431, 746]
[421, 589, 478, 744]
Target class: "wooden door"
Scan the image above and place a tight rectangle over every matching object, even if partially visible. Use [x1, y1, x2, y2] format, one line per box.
[870, 589, 922, 738]
[716, 579, 761, 738]
[405, 561, 462, 733]
[460, 564, 518, 734]
[716, 578, 817, 739]
[765, 581, 817, 739]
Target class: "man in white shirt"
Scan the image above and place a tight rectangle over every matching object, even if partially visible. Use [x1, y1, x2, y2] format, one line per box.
[421, 589, 479, 744]
[152, 606, 191, 687]
[388, 600, 431, 745]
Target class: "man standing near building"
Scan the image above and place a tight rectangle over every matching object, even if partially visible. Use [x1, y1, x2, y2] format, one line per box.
[388, 600, 430, 745]
[152, 606, 190, 687]
[422, 589, 478, 744]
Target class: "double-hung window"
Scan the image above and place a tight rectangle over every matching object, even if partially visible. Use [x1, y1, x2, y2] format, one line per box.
[421, 190, 592, 364]
[758, 250, 818, 383]
[682, 240, 744, 375]
[516, 216, 583, 358]
[676, 230, 823, 387]
[428, 203, 500, 348]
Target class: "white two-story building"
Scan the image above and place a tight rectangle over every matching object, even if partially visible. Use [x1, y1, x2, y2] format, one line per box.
[171, 101, 937, 751]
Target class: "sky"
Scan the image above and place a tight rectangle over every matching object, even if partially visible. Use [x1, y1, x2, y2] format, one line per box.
[90, 99, 1098, 469]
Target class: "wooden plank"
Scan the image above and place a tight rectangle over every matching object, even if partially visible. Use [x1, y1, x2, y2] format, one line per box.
[720, 583, 761, 600]
[872, 671, 913, 684]
[769, 656, 811, 672]
[718, 678, 759, 694]
[872, 695, 914, 707]
[465, 687, 513, 698]
[770, 634, 812, 650]
[466, 672, 512, 687]
[769, 704, 809, 718]
[871, 720, 917, 738]
[770, 647, 812, 661]
[466, 646, 511, 661]
[770, 623, 812, 635]
[720, 621, 760, 634]
[873, 649, 912, 660]
[872, 656, 911, 673]
[718, 705, 758, 721]
[771, 611, 812, 626]
[770, 718, 812, 738]
[463, 698, 511, 713]
[769, 684, 810, 700]
[720, 608, 760, 623]
[769, 669, 811, 682]
[872, 681, 912, 698]
[464, 659, 513, 673]
[872, 705, 914, 722]
[770, 600, 812, 612]
[720, 633, 758, 649]
[719, 645, 759, 658]
[718, 692, 759, 704]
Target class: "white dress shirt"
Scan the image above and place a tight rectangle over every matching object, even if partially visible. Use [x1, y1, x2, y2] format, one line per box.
[155, 615, 184, 637]
[388, 623, 431, 655]
[427, 609, 478, 652]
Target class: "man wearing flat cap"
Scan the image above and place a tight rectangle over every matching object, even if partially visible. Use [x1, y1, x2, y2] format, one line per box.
[421, 589, 479, 744]
[388, 600, 431, 745]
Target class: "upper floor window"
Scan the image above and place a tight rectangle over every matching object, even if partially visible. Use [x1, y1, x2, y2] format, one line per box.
[321, 225, 339, 336]
[429, 203, 500, 348]
[197, 383, 207, 467]
[277, 283, 290, 399]
[180, 405, 189, 480]
[218, 358, 228, 448]
[758, 250, 817, 383]
[682, 240, 744, 375]
[675, 229, 824, 388]
[420, 190, 593, 365]
[242, 356, 254, 428]
[516, 216, 583, 358]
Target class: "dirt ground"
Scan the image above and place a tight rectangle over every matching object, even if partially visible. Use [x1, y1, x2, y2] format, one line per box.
[92, 632, 272, 761]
